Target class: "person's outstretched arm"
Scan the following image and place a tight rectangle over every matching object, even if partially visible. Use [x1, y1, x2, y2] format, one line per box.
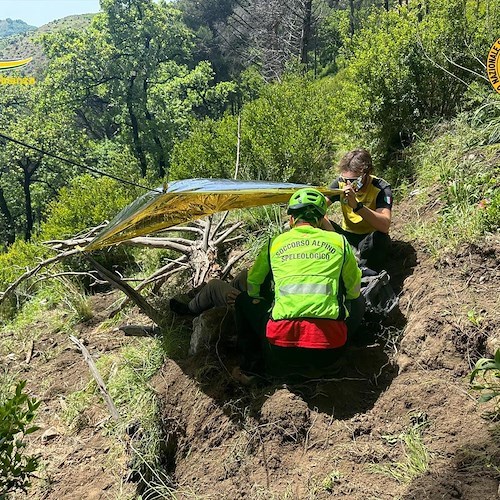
[247, 240, 272, 299]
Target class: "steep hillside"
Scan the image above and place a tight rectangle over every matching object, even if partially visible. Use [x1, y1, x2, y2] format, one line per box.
[148, 215, 499, 499]
[0, 14, 93, 76]
[0, 19, 36, 38]
[2, 199, 498, 499]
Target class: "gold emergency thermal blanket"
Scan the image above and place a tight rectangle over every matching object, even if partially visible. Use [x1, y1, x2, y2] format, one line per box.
[85, 178, 342, 251]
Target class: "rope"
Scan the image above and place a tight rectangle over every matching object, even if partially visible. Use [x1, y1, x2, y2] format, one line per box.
[0, 131, 155, 192]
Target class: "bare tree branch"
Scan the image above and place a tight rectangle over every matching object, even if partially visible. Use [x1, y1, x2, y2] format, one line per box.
[70, 335, 119, 421]
[221, 250, 250, 280]
[122, 237, 191, 253]
[214, 222, 244, 246]
[0, 248, 81, 306]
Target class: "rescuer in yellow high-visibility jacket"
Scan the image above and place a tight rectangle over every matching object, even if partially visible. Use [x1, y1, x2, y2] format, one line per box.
[327, 149, 392, 271]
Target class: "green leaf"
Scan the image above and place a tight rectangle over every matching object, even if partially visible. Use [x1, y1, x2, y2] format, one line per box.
[495, 349, 500, 366]
[478, 393, 498, 403]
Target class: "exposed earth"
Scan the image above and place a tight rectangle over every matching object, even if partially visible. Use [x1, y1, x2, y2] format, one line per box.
[3, 199, 500, 499]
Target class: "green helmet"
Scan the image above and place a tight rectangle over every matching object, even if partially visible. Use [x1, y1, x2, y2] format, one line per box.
[287, 188, 327, 218]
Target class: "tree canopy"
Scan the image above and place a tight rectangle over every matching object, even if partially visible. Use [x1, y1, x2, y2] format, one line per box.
[0, 0, 498, 246]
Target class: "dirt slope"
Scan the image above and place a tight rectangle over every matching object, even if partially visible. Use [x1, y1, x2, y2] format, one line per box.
[151, 203, 500, 499]
[3, 293, 137, 499]
[3, 201, 499, 499]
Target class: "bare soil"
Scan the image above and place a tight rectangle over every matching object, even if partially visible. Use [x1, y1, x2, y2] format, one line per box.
[3, 200, 499, 499]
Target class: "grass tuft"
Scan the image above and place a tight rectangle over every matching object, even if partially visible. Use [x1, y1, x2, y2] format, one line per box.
[368, 413, 430, 484]
[369, 427, 429, 483]
[403, 109, 500, 257]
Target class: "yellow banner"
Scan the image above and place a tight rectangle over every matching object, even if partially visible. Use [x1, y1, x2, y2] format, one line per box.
[0, 57, 33, 71]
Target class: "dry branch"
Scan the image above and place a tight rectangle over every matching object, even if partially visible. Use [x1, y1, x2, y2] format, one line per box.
[43, 222, 108, 250]
[109, 256, 189, 316]
[70, 335, 119, 421]
[44, 236, 94, 251]
[2, 214, 246, 322]
[202, 216, 212, 252]
[25, 340, 34, 364]
[221, 251, 249, 280]
[214, 222, 244, 247]
[160, 226, 204, 235]
[122, 237, 191, 253]
[0, 248, 81, 306]
[117, 325, 162, 337]
[27, 271, 106, 292]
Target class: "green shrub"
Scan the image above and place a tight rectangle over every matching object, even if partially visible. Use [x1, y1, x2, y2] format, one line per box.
[171, 75, 350, 184]
[470, 349, 500, 418]
[39, 174, 138, 241]
[0, 380, 40, 498]
[0, 241, 47, 293]
[482, 185, 500, 232]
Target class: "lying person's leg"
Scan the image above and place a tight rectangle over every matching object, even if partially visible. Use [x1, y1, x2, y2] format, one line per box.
[357, 231, 391, 271]
[229, 269, 247, 292]
[188, 279, 238, 314]
[170, 279, 238, 316]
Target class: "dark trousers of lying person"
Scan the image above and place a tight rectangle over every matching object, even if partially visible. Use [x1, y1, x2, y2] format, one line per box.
[330, 221, 391, 272]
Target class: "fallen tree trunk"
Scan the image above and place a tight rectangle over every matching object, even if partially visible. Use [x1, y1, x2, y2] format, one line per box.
[86, 256, 166, 327]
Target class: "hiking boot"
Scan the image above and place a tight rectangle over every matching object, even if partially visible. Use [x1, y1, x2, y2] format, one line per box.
[169, 298, 193, 316]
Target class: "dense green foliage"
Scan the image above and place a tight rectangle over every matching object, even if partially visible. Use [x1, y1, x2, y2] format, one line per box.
[171, 0, 500, 183]
[39, 175, 137, 241]
[0, 0, 498, 317]
[0, 241, 47, 292]
[171, 76, 342, 182]
[1, 0, 498, 247]
[0, 380, 40, 498]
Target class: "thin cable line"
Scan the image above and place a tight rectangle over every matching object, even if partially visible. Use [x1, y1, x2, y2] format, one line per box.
[0, 131, 155, 192]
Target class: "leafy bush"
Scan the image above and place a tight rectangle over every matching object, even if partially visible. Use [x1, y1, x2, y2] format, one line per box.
[0, 380, 40, 497]
[482, 189, 500, 232]
[470, 349, 500, 417]
[0, 241, 47, 293]
[39, 174, 138, 241]
[170, 115, 239, 180]
[171, 75, 351, 184]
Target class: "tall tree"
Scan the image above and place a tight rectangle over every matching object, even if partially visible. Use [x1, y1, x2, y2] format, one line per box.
[43, 0, 234, 180]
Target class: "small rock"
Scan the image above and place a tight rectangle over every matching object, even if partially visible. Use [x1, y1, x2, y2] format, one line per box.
[396, 354, 413, 374]
[41, 427, 59, 443]
[190, 307, 235, 355]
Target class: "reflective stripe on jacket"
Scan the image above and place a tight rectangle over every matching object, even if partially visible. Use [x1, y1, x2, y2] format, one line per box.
[247, 225, 361, 321]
